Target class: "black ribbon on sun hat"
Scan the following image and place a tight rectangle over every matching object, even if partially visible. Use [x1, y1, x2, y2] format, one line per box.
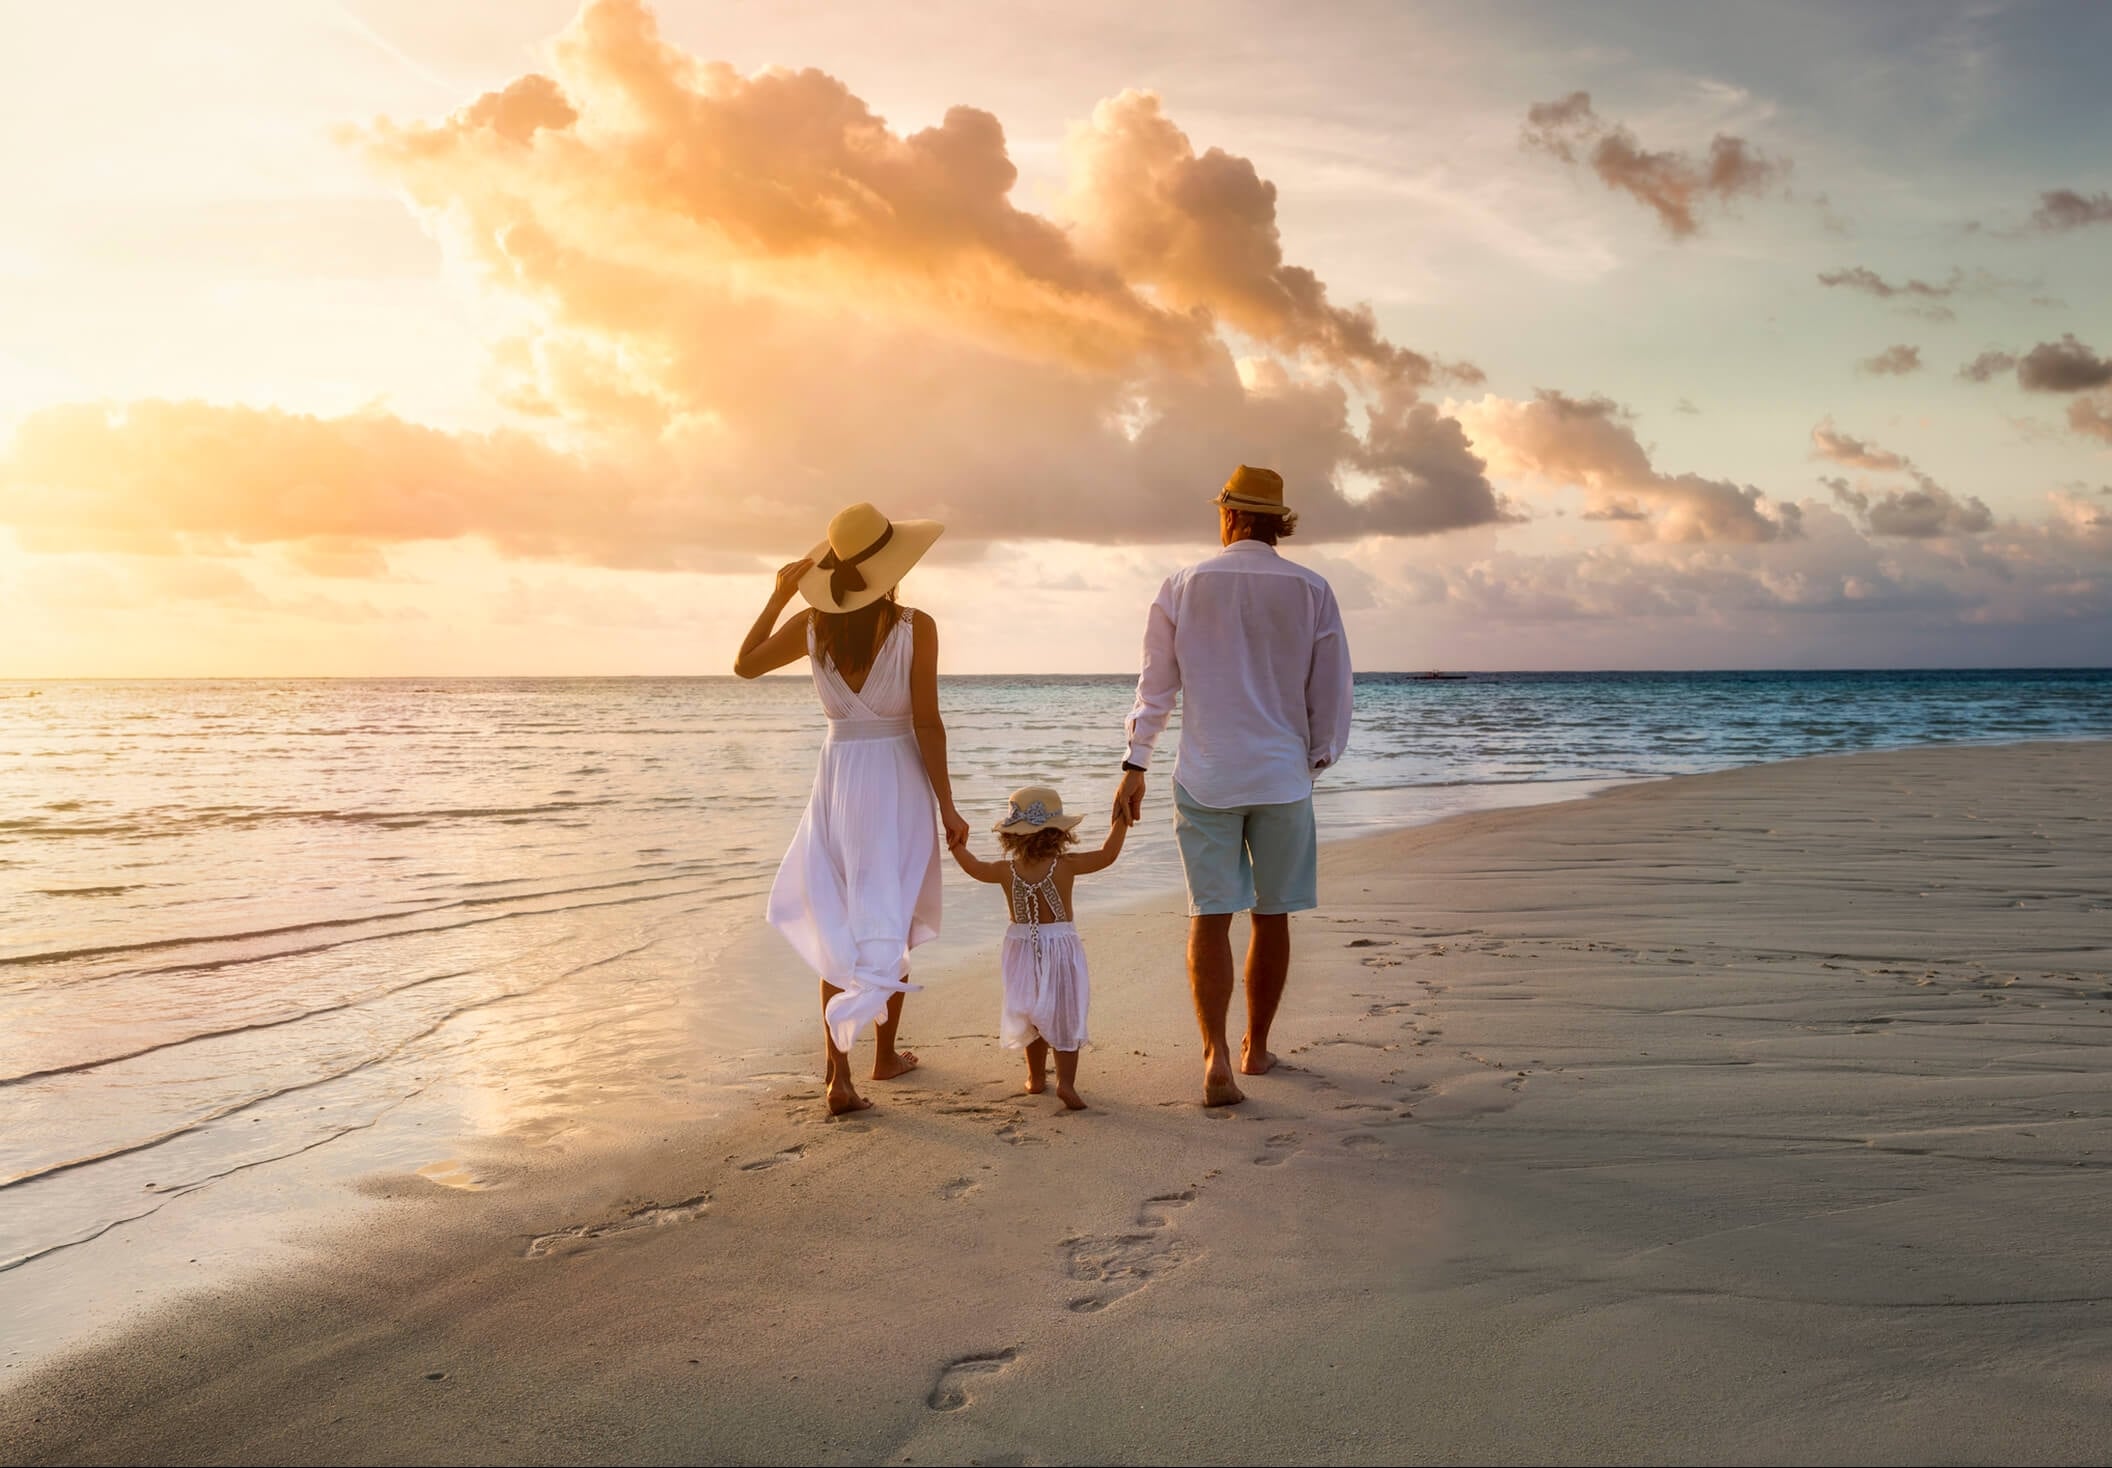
[817, 522, 895, 606]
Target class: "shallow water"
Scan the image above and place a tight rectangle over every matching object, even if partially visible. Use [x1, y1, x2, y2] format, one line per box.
[2, 668, 2108, 1361]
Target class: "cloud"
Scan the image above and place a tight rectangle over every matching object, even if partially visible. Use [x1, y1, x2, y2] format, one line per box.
[2029, 189, 2112, 233]
[1831, 475, 1992, 538]
[1958, 349, 2017, 383]
[2070, 393, 2112, 444]
[1456, 389, 1795, 543]
[1856, 344, 1921, 377]
[1064, 91, 1480, 390]
[1521, 91, 1786, 238]
[1810, 420, 1990, 539]
[1810, 418, 1908, 472]
[2, 0, 1509, 562]
[2015, 334, 2112, 393]
[1815, 266, 1963, 321]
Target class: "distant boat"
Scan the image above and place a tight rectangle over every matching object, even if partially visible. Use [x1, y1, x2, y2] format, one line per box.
[1413, 671, 1468, 681]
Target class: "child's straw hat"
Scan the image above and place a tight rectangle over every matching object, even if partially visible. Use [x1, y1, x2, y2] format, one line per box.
[993, 785, 1084, 835]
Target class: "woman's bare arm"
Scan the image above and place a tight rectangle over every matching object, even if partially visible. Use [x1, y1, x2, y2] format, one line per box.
[733, 559, 815, 679]
[1064, 817, 1129, 876]
[910, 612, 970, 848]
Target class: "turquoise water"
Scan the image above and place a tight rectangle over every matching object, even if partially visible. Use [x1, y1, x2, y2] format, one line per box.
[0, 668, 2107, 1355]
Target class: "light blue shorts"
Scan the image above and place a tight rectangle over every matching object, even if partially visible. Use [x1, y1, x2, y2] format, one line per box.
[1173, 782, 1318, 917]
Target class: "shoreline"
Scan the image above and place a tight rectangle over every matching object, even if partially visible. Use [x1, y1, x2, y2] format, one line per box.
[5, 739, 2111, 1465]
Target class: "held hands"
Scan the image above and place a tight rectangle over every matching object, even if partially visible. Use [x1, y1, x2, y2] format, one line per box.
[1113, 768, 1146, 826]
[773, 556, 816, 602]
[941, 802, 971, 850]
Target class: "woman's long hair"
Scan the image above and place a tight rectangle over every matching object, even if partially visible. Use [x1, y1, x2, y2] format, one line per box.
[812, 589, 900, 683]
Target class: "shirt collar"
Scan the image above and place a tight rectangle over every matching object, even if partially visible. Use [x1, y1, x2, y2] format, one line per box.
[1223, 539, 1279, 557]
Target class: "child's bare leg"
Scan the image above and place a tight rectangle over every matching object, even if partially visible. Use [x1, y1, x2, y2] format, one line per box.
[872, 987, 919, 1080]
[819, 980, 872, 1115]
[1053, 1049, 1086, 1110]
[1024, 1038, 1048, 1094]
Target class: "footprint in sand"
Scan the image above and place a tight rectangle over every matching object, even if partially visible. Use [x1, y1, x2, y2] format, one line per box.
[416, 1159, 497, 1192]
[740, 1144, 806, 1172]
[524, 1193, 710, 1258]
[1063, 1188, 1201, 1313]
[1341, 1133, 1385, 1153]
[1254, 1132, 1301, 1167]
[997, 1121, 1047, 1147]
[927, 1348, 1020, 1411]
[939, 1177, 981, 1200]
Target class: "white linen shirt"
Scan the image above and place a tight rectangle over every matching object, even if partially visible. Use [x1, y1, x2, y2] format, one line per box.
[1123, 539, 1354, 809]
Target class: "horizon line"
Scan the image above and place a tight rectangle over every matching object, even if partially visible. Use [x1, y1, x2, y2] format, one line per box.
[5, 665, 2112, 683]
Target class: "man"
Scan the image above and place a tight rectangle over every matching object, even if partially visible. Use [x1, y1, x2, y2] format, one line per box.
[1114, 465, 1354, 1106]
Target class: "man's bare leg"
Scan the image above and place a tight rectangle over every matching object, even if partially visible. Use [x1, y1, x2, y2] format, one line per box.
[1023, 1038, 1049, 1094]
[1052, 1048, 1087, 1110]
[1241, 912, 1291, 1074]
[819, 980, 872, 1115]
[1188, 913, 1244, 1106]
[872, 987, 919, 1080]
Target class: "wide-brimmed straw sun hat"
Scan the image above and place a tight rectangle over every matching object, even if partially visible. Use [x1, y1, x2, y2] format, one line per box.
[993, 784, 1084, 836]
[797, 502, 945, 614]
[1214, 464, 1293, 517]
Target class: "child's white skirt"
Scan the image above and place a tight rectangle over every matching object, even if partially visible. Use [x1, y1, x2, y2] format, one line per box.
[1000, 920, 1090, 1052]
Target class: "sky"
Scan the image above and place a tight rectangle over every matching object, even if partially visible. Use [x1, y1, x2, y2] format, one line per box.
[3, 0, 2109, 676]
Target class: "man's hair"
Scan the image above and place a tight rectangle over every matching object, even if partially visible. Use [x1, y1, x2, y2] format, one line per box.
[998, 826, 1078, 861]
[1225, 507, 1298, 544]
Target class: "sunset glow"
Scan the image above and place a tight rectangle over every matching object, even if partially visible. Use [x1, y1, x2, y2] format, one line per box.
[4, 0, 2109, 675]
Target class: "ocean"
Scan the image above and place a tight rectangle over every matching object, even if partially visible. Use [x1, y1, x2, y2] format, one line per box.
[3, 668, 2110, 1362]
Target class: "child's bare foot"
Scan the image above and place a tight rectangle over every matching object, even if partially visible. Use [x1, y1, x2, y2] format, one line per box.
[827, 1082, 873, 1115]
[1055, 1084, 1088, 1111]
[1024, 1071, 1046, 1095]
[872, 1048, 919, 1081]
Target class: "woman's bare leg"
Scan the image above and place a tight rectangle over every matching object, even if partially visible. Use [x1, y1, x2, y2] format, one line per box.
[1024, 1038, 1048, 1094]
[1053, 1049, 1086, 1110]
[819, 980, 872, 1115]
[872, 987, 919, 1080]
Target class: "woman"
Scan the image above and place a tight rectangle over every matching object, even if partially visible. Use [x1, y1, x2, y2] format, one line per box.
[734, 502, 970, 1115]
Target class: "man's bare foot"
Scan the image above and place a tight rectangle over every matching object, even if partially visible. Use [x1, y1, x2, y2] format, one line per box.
[872, 1049, 919, 1081]
[1024, 1072, 1047, 1095]
[1055, 1084, 1088, 1111]
[1239, 1041, 1278, 1075]
[827, 1083, 873, 1115]
[1202, 1069, 1246, 1107]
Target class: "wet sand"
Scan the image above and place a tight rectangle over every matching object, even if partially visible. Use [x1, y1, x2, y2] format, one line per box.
[4, 741, 2109, 1465]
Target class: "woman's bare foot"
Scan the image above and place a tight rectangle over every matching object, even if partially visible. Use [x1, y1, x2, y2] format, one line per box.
[1239, 1039, 1278, 1075]
[872, 1049, 919, 1081]
[1055, 1084, 1088, 1111]
[1202, 1066, 1246, 1107]
[827, 1083, 873, 1115]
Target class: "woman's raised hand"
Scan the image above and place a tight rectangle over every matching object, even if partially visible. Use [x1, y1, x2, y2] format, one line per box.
[774, 557, 816, 601]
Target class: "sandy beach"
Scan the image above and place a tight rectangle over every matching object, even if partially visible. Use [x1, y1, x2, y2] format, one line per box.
[4, 740, 2108, 1466]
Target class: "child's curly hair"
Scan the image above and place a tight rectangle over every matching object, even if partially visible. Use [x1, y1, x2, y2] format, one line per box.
[998, 826, 1079, 862]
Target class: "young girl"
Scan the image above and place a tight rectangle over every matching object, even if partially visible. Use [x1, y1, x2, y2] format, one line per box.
[948, 785, 1127, 1110]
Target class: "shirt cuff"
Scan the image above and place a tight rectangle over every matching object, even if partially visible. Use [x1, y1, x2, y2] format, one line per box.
[1123, 743, 1153, 770]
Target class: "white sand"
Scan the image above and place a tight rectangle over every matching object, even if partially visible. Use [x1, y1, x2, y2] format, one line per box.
[3, 742, 2108, 1465]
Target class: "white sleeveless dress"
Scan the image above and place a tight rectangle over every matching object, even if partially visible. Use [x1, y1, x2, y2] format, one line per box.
[998, 857, 1091, 1053]
[767, 610, 942, 1052]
